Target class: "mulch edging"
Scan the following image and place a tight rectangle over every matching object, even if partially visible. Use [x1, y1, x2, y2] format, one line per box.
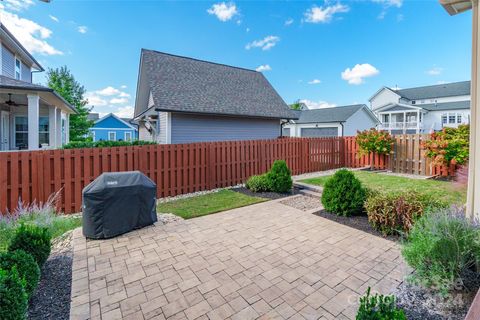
[231, 186, 302, 200]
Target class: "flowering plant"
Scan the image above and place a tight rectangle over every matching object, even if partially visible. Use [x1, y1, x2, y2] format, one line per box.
[422, 125, 469, 166]
[356, 128, 394, 157]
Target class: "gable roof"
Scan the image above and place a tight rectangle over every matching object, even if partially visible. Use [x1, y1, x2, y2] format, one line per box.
[137, 49, 297, 119]
[93, 113, 137, 130]
[421, 100, 470, 111]
[392, 81, 470, 100]
[0, 24, 43, 71]
[293, 104, 377, 123]
[369, 86, 400, 102]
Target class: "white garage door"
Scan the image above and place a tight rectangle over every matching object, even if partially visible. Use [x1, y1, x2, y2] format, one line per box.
[300, 127, 338, 137]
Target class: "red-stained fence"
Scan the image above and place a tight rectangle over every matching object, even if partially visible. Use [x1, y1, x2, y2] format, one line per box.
[0, 135, 452, 215]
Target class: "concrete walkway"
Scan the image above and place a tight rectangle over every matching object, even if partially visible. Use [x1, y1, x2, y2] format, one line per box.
[70, 197, 408, 320]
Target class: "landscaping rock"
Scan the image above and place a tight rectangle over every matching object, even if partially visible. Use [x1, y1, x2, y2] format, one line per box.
[279, 195, 323, 211]
[157, 213, 184, 224]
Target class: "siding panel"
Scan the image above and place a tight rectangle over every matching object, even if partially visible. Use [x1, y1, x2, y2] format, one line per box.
[2, 46, 14, 78]
[21, 62, 31, 82]
[171, 113, 280, 144]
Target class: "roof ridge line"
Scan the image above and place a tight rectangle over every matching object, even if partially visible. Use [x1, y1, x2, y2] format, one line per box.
[141, 48, 258, 73]
[392, 80, 470, 92]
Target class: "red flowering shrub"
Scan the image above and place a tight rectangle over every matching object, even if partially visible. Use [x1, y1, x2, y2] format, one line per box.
[356, 128, 394, 157]
[422, 125, 469, 166]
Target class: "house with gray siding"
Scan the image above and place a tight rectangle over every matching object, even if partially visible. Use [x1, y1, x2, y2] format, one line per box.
[0, 23, 76, 151]
[133, 49, 296, 144]
[282, 104, 379, 137]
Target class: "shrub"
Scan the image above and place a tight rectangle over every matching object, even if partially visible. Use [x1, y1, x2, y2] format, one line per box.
[356, 287, 406, 320]
[356, 128, 395, 157]
[8, 224, 51, 267]
[365, 191, 448, 236]
[63, 140, 156, 149]
[422, 124, 469, 166]
[0, 250, 40, 298]
[266, 160, 292, 193]
[245, 174, 270, 193]
[321, 169, 366, 216]
[402, 207, 480, 295]
[0, 267, 28, 320]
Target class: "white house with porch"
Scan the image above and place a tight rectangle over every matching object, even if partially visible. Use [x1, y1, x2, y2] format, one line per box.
[0, 24, 76, 151]
[369, 81, 470, 134]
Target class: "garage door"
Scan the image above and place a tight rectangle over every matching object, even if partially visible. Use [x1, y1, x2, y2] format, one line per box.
[300, 127, 338, 137]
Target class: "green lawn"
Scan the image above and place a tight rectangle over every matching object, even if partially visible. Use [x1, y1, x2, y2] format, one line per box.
[301, 171, 467, 205]
[157, 189, 266, 219]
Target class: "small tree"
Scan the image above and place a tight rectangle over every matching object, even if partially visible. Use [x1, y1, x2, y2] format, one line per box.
[422, 124, 470, 166]
[47, 66, 93, 142]
[356, 128, 394, 157]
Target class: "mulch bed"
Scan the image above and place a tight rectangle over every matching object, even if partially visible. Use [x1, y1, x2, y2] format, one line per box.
[232, 186, 302, 200]
[28, 232, 73, 320]
[312, 209, 400, 242]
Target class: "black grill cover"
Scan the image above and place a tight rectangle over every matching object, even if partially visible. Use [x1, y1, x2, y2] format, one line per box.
[82, 171, 157, 239]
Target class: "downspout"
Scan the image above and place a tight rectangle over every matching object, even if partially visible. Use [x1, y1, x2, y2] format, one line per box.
[340, 122, 345, 137]
[280, 120, 289, 137]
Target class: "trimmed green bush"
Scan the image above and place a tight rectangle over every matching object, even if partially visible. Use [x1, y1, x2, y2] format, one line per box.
[0, 267, 28, 320]
[402, 207, 480, 295]
[321, 169, 366, 216]
[245, 174, 270, 193]
[365, 191, 448, 236]
[0, 250, 40, 298]
[266, 160, 292, 193]
[8, 224, 51, 267]
[356, 287, 406, 320]
[63, 140, 156, 149]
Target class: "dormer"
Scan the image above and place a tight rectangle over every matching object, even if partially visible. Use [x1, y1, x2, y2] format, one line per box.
[0, 23, 43, 83]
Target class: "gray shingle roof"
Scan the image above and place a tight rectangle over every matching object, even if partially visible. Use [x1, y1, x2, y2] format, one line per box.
[421, 100, 470, 111]
[293, 104, 367, 123]
[393, 81, 470, 100]
[141, 49, 296, 119]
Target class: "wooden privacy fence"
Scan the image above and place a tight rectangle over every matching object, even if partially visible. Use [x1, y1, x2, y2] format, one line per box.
[0, 137, 360, 214]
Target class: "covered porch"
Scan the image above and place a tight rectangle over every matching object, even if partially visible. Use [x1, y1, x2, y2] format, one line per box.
[0, 83, 75, 151]
[376, 104, 426, 134]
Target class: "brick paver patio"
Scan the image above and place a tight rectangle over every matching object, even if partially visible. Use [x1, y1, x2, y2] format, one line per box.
[70, 196, 408, 320]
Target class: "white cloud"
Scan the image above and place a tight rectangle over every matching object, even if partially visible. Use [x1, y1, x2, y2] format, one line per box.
[119, 92, 131, 98]
[308, 79, 322, 85]
[49, 15, 59, 22]
[3, 0, 34, 11]
[207, 2, 238, 22]
[120, 85, 127, 89]
[427, 66, 443, 76]
[110, 97, 129, 104]
[78, 26, 88, 34]
[0, 7, 63, 56]
[85, 93, 108, 106]
[246, 27, 250, 32]
[341, 63, 379, 85]
[245, 35, 280, 51]
[96, 86, 121, 96]
[304, 3, 349, 24]
[299, 99, 336, 109]
[285, 18, 294, 26]
[372, 0, 403, 8]
[255, 64, 271, 72]
[114, 106, 135, 118]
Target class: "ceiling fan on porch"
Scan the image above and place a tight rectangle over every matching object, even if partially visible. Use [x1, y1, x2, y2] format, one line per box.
[4, 94, 27, 107]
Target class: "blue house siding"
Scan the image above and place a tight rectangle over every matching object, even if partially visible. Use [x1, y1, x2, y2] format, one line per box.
[89, 114, 137, 142]
[170, 113, 280, 144]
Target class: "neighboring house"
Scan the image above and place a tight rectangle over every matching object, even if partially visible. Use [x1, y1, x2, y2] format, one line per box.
[370, 81, 470, 134]
[282, 104, 379, 137]
[88, 113, 138, 142]
[133, 49, 296, 144]
[0, 24, 76, 151]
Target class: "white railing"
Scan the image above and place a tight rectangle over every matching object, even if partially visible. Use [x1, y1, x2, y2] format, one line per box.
[379, 122, 419, 130]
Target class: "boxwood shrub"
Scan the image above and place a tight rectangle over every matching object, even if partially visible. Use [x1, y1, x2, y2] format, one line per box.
[245, 174, 270, 193]
[0, 267, 28, 320]
[266, 160, 292, 193]
[0, 250, 40, 298]
[321, 169, 366, 216]
[8, 224, 51, 267]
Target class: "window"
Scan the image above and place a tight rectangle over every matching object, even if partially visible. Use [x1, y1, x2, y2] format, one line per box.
[124, 131, 132, 141]
[411, 101, 416, 105]
[14, 116, 28, 149]
[449, 114, 456, 124]
[15, 58, 21, 80]
[382, 114, 390, 123]
[442, 114, 448, 124]
[108, 131, 116, 141]
[39, 117, 49, 145]
[457, 114, 462, 124]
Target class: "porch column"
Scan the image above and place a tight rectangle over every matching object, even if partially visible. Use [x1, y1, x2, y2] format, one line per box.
[65, 113, 70, 143]
[27, 94, 39, 150]
[48, 106, 57, 148]
[417, 110, 420, 133]
[56, 109, 62, 146]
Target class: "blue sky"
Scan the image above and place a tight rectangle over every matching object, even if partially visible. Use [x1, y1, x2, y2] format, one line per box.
[0, 0, 472, 117]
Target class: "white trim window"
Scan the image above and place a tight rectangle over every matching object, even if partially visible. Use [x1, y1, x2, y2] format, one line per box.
[124, 131, 132, 141]
[108, 131, 116, 141]
[15, 58, 21, 80]
[14, 116, 28, 149]
[39, 116, 49, 145]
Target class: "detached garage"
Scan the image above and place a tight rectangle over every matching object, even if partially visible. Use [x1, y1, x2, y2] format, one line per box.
[282, 104, 379, 137]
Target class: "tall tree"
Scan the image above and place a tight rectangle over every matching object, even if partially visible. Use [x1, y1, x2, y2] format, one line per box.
[46, 66, 93, 141]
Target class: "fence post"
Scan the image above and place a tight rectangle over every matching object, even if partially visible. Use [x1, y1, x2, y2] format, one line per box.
[208, 143, 216, 190]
